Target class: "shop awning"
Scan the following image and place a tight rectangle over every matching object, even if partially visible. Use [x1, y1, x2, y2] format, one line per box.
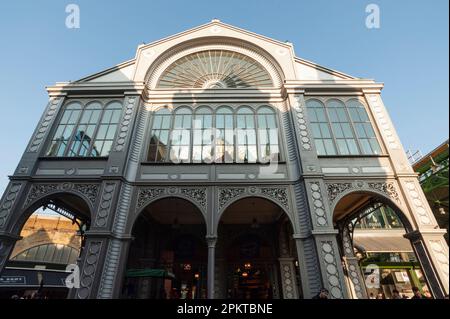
[353, 230, 414, 253]
[125, 269, 175, 279]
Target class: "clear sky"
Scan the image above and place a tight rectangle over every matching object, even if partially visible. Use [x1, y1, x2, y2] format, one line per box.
[0, 0, 448, 194]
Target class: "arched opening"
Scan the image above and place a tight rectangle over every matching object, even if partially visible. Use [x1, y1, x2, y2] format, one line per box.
[216, 197, 301, 299]
[0, 193, 91, 299]
[121, 197, 207, 299]
[333, 191, 432, 299]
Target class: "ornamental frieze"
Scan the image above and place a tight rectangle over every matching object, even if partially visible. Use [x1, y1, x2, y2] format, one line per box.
[327, 183, 352, 204]
[260, 187, 289, 209]
[136, 187, 166, 209]
[218, 188, 246, 209]
[218, 187, 290, 211]
[137, 187, 207, 211]
[325, 181, 400, 206]
[367, 182, 400, 203]
[24, 183, 100, 207]
[180, 188, 207, 208]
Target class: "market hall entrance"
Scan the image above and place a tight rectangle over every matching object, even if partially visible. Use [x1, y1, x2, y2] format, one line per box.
[121, 197, 207, 299]
[215, 197, 301, 299]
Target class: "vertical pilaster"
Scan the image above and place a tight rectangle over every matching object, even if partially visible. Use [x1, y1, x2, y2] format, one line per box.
[341, 228, 368, 299]
[406, 230, 449, 298]
[278, 258, 299, 299]
[72, 236, 108, 299]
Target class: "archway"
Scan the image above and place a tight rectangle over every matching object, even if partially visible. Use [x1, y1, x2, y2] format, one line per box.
[216, 197, 301, 299]
[0, 192, 91, 299]
[121, 197, 207, 299]
[333, 191, 432, 299]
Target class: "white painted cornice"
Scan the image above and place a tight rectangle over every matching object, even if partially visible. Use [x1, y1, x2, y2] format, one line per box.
[46, 82, 145, 96]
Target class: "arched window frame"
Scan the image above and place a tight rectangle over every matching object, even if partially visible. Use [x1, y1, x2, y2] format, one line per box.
[169, 106, 193, 163]
[147, 107, 172, 162]
[46, 102, 83, 157]
[46, 100, 123, 158]
[236, 106, 258, 163]
[192, 106, 214, 163]
[256, 105, 281, 163]
[90, 101, 123, 157]
[306, 99, 337, 155]
[215, 106, 235, 163]
[306, 98, 383, 156]
[146, 104, 282, 164]
[325, 99, 360, 155]
[346, 98, 382, 155]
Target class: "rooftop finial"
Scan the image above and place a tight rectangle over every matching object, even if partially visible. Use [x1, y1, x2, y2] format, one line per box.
[211, 18, 220, 22]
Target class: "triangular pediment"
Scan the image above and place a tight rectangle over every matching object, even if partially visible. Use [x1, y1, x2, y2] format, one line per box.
[75, 20, 359, 84]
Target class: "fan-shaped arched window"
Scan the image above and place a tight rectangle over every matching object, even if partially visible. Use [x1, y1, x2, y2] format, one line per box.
[157, 50, 273, 89]
[46, 100, 123, 157]
[11, 244, 80, 265]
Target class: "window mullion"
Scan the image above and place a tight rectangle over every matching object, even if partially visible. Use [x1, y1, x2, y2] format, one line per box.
[188, 113, 193, 163]
[344, 104, 363, 155]
[88, 106, 105, 157]
[64, 104, 84, 157]
[254, 111, 260, 163]
[323, 105, 339, 155]
[166, 111, 175, 163]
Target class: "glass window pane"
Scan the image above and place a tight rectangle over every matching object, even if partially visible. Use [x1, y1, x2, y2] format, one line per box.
[323, 139, 336, 155]
[337, 140, 349, 155]
[364, 123, 376, 137]
[328, 109, 339, 122]
[360, 139, 372, 154]
[316, 109, 327, 122]
[100, 141, 113, 156]
[106, 124, 118, 139]
[347, 139, 359, 154]
[341, 123, 354, 138]
[311, 124, 321, 138]
[315, 140, 326, 155]
[369, 139, 382, 154]
[320, 123, 332, 138]
[333, 124, 344, 138]
[307, 108, 318, 122]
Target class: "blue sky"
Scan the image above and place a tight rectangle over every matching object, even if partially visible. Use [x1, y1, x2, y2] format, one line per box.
[0, 0, 448, 194]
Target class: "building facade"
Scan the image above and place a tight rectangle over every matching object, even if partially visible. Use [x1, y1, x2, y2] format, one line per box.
[0, 21, 448, 299]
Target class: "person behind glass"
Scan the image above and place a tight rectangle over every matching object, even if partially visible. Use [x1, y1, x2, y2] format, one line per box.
[312, 288, 329, 299]
[376, 292, 385, 299]
[391, 289, 402, 299]
[423, 291, 432, 299]
[411, 286, 424, 299]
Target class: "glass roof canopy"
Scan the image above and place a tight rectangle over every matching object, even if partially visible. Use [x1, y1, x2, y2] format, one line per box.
[157, 50, 273, 89]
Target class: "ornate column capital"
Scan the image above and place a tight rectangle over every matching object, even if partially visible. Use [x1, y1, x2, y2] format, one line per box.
[206, 235, 218, 248]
